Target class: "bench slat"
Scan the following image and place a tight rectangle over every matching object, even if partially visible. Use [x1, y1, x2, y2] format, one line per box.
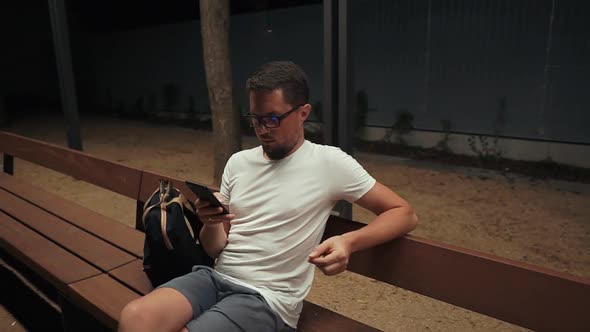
[109, 259, 152, 295]
[0, 131, 142, 199]
[0, 211, 101, 289]
[66, 274, 140, 330]
[0, 188, 136, 271]
[324, 215, 590, 331]
[0, 172, 144, 257]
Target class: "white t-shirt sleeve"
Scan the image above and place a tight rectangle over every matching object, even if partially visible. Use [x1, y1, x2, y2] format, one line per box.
[329, 148, 376, 203]
[220, 155, 234, 203]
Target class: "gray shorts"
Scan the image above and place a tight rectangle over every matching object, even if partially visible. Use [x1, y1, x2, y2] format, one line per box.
[159, 265, 295, 332]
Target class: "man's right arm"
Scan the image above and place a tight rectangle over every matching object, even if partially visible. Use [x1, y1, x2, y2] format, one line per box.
[200, 154, 235, 258]
[199, 221, 230, 259]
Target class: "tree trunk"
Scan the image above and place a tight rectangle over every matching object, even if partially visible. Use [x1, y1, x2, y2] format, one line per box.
[199, 0, 241, 186]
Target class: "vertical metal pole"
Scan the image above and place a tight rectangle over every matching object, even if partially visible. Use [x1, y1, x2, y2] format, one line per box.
[324, 0, 352, 219]
[323, 0, 336, 146]
[424, 0, 432, 115]
[48, 0, 83, 151]
[337, 0, 352, 156]
[337, 0, 352, 219]
[539, 0, 555, 139]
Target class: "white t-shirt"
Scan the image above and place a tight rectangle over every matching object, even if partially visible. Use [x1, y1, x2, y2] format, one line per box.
[216, 140, 376, 328]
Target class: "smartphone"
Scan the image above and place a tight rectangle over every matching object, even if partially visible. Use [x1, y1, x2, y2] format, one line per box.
[185, 181, 230, 214]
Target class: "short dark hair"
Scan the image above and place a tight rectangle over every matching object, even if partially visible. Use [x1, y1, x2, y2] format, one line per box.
[246, 61, 309, 105]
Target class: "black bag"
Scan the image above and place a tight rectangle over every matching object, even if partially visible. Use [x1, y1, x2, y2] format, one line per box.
[142, 179, 214, 287]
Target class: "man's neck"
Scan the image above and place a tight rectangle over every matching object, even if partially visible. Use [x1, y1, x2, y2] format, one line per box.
[287, 137, 306, 156]
[263, 136, 306, 160]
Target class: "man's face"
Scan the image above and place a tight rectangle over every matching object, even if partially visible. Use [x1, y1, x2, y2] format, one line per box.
[248, 89, 309, 160]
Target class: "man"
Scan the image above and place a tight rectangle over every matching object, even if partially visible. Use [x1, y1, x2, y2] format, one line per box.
[119, 61, 418, 332]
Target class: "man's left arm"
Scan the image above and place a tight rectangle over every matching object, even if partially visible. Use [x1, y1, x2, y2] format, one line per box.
[308, 182, 418, 276]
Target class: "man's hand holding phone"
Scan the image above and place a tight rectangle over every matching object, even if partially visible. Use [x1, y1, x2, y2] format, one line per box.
[195, 192, 235, 227]
[185, 181, 235, 226]
[194, 191, 234, 258]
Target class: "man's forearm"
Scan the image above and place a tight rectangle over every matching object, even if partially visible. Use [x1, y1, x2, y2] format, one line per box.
[200, 223, 228, 259]
[342, 206, 418, 253]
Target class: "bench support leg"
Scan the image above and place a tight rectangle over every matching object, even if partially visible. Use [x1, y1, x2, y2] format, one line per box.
[3, 154, 13, 175]
[58, 294, 110, 332]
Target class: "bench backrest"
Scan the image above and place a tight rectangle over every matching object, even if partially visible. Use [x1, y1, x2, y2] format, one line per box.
[323, 217, 590, 330]
[2, 131, 589, 331]
[0, 132, 141, 199]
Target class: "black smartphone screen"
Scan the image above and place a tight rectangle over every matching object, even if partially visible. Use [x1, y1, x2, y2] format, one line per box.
[185, 181, 229, 214]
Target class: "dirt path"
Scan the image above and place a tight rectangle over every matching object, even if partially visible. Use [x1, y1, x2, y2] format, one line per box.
[2, 115, 589, 331]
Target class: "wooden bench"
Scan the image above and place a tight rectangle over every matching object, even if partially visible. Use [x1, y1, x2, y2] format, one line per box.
[1, 130, 589, 331]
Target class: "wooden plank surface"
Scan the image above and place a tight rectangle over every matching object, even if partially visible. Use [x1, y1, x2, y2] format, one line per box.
[324, 215, 590, 331]
[0, 131, 142, 199]
[0, 172, 143, 257]
[0, 211, 101, 289]
[109, 259, 153, 295]
[66, 274, 140, 330]
[0, 188, 136, 271]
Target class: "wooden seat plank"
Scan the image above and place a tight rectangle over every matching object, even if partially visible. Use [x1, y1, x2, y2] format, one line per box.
[66, 274, 141, 330]
[0, 211, 101, 289]
[109, 259, 152, 295]
[0, 131, 142, 199]
[0, 189, 136, 271]
[0, 172, 143, 257]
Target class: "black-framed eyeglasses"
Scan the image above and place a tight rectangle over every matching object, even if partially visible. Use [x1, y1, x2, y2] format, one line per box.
[244, 104, 305, 129]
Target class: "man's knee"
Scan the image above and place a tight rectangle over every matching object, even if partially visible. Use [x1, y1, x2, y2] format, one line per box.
[118, 299, 156, 331]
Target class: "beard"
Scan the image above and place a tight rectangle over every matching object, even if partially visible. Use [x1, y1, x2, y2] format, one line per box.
[262, 142, 292, 160]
